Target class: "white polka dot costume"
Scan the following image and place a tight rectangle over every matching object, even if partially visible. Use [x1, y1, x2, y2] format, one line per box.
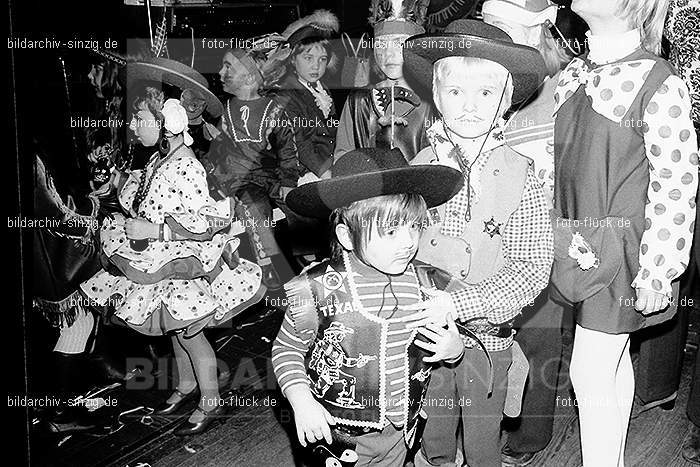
[553, 51, 698, 333]
[80, 153, 263, 335]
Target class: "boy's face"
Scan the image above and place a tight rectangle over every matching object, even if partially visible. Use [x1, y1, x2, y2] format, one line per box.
[363, 222, 422, 275]
[374, 34, 409, 80]
[435, 63, 508, 138]
[219, 52, 251, 94]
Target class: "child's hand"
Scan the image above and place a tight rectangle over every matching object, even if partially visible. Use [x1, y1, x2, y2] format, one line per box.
[413, 313, 465, 363]
[124, 218, 158, 240]
[285, 385, 336, 447]
[635, 288, 670, 315]
[405, 287, 457, 329]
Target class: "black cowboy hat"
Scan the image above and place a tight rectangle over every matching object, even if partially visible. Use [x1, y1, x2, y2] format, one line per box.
[124, 57, 223, 118]
[287, 147, 464, 218]
[403, 19, 547, 104]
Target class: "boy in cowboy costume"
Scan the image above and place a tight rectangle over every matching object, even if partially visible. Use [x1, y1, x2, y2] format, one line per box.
[271, 147, 470, 466]
[402, 20, 553, 467]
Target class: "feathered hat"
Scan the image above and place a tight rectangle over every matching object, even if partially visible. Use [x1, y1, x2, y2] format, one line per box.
[282, 9, 340, 47]
[228, 34, 291, 89]
[370, 0, 431, 37]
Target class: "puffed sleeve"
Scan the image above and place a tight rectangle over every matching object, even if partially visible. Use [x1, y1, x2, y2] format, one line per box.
[632, 74, 699, 295]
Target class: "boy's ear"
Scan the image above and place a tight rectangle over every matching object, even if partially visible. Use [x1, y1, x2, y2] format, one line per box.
[335, 224, 355, 252]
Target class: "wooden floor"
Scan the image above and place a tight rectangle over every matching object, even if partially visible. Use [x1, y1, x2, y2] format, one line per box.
[512, 333, 698, 467]
[30, 300, 700, 467]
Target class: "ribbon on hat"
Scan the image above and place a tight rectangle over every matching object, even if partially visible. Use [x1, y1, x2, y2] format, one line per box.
[161, 98, 193, 146]
[482, 0, 558, 27]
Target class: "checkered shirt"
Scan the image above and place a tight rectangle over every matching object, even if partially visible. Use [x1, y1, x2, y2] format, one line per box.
[450, 169, 553, 351]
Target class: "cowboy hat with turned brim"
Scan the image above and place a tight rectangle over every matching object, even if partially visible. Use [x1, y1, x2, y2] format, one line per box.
[286, 147, 464, 218]
[403, 19, 547, 104]
[124, 57, 223, 118]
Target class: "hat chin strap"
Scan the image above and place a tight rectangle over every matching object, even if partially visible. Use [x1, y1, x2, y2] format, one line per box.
[481, 1, 558, 27]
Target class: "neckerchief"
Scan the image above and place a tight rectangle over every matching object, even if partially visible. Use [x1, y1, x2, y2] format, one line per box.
[426, 118, 506, 237]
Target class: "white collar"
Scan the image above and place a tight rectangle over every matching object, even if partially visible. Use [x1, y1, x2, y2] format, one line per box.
[586, 28, 641, 65]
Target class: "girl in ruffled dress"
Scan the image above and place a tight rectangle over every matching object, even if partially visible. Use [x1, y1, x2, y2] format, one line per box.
[81, 85, 265, 436]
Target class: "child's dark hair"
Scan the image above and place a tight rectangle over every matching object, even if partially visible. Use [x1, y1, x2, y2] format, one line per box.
[329, 193, 428, 263]
[89, 60, 123, 101]
[290, 37, 338, 74]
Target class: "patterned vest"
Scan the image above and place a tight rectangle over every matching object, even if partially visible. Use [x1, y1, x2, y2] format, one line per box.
[286, 257, 434, 444]
[413, 144, 529, 284]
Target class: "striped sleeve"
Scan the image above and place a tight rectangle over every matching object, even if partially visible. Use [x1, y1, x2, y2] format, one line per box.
[272, 310, 316, 394]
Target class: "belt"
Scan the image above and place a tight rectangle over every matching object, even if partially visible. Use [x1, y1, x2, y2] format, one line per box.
[461, 321, 513, 339]
[333, 424, 380, 438]
[453, 321, 513, 396]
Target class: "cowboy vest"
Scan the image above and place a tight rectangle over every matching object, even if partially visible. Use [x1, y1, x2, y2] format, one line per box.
[286, 257, 434, 444]
[413, 145, 529, 284]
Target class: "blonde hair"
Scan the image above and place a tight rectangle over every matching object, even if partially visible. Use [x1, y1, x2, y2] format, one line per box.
[538, 24, 574, 76]
[433, 57, 514, 119]
[615, 0, 670, 55]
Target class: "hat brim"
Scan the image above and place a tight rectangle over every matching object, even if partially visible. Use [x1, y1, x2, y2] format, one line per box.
[287, 165, 464, 218]
[403, 33, 547, 104]
[125, 58, 223, 118]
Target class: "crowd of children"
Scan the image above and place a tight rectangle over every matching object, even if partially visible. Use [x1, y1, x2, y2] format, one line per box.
[48, 0, 699, 465]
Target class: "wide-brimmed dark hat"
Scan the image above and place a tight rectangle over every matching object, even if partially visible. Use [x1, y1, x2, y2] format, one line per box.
[287, 147, 464, 218]
[125, 57, 223, 118]
[403, 19, 547, 103]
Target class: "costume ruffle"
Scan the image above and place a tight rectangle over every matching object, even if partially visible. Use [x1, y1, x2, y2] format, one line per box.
[81, 258, 263, 335]
[81, 153, 265, 335]
[99, 213, 239, 281]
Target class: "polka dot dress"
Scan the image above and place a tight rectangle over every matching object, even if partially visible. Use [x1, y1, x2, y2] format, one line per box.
[80, 153, 263, 332]
[553, 50, 698, 333]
